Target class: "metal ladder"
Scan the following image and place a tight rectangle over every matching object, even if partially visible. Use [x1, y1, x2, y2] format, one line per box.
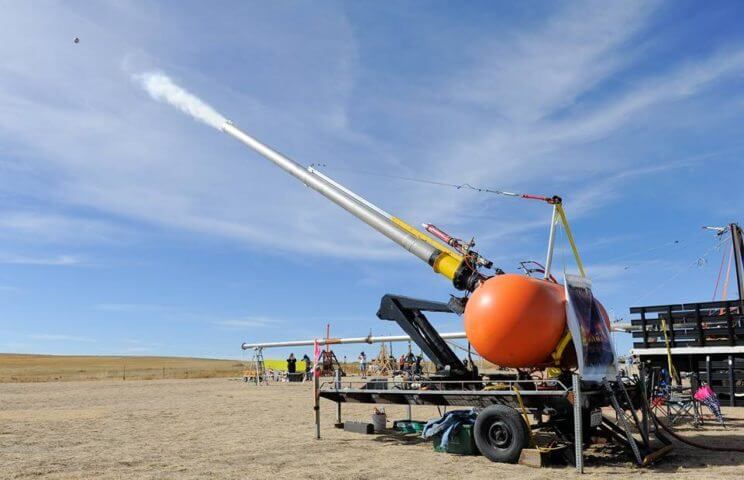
[251, 347, 268, 385]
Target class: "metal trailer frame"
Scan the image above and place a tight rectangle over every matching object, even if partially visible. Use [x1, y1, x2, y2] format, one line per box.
[316, 372, 670, 469]
[311, 293, 672, 468]
[319, 378, 577, 408]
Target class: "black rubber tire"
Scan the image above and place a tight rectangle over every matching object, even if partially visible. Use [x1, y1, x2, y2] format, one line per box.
[474, 405, 529, 463]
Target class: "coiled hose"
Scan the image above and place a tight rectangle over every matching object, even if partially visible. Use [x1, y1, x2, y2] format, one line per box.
[650, 410, 744, 453]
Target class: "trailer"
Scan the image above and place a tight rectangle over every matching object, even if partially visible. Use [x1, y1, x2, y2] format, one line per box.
[311, 293, 673, 468]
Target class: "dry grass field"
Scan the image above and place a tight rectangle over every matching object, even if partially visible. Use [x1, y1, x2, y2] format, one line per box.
[0, 354, 248, 382]
[0, 353, 420, 382]
[1, 377, 743, 479]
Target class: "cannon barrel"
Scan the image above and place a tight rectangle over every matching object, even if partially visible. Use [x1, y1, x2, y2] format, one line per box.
[221, 121, 466, 286]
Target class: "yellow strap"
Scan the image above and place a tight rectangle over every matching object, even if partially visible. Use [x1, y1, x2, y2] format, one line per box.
[659, 317, 678, 382]
[511, 386, 536, 448]
[555, 204, 586, 277]
[512, 385, 567, 453]
[548, 204, 583, 366]
[551, 330, 573, 365]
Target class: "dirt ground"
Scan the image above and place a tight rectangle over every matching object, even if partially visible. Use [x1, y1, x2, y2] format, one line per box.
[1, 378, 743, 479]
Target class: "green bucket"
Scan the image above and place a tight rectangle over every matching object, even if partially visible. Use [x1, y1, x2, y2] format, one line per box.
[432, 424, 478, 455]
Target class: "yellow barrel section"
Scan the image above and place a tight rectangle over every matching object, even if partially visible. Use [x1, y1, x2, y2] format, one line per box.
[390, 216, 464, 282]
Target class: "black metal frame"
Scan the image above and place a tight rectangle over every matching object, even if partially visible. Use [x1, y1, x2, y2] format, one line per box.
[631, 300, 744, 349]
[376, 294, 475, 380]
[631, 300, 744, 406]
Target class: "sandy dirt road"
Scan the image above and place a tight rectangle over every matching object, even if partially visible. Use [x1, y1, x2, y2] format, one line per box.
[1, 378, 742, 479]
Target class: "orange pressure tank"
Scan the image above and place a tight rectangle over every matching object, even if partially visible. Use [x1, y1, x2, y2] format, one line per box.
[464, 274, 567, 367]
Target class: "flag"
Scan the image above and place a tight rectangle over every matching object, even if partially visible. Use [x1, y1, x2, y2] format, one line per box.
[313, 339, 321, 378]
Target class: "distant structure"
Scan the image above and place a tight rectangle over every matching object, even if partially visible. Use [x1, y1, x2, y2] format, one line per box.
[631, 223, 744, 406]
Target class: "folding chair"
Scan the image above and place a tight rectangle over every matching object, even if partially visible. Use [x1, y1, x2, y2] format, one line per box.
[665, 390, 701, 427]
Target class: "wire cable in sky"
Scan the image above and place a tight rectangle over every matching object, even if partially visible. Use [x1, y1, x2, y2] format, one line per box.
[312, 163, 556, 203]
[632, 236, 729, 305]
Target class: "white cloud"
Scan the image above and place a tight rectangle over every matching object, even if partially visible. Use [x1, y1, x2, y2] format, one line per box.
[0, 254, 85, 266]
[412, 7, 744, 247]
[0, 284, 22, 293]
[0, 2, 401, 260]
[122, 346, 152, 353]
[451, 1, 659, 122]
[0, 211, 128, 244]
[29, 334, 96, 343]
[0, 1, 742, 270]
[540, 48, 744, 146]
[214, 317, 277, 329]
[93, 303, 172, 313]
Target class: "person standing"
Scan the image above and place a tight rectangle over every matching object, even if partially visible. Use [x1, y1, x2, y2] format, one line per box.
[414, 354, 423, 375]
[358, 351, 367, 378]
[302, 354, 312, 381]
[287, 353, 297, 375]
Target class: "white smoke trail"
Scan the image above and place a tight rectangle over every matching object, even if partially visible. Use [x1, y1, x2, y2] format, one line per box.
[134, 72, 226, 129]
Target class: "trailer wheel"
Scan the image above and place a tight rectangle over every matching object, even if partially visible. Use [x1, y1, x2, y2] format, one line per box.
[474, 405, 528, 463]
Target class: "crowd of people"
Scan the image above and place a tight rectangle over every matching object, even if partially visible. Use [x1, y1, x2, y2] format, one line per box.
[264, 349, 427, 381]
[357, 350, 424, 378]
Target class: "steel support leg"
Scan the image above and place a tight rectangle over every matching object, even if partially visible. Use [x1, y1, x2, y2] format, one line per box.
[314, 370, 321, 439]
[573, 374, 583, 474]
[335, 369, 342, 425]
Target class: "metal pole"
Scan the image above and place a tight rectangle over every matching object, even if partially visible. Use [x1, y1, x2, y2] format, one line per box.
[544, 204, 558, 279]
[572, 373, 583, 474]
[730, 224, 744, 301]
[314, 367, 321, 439]
[406, 404, 412, 421]
[334, 369, 342, 425]
[728, 355, 736, 407]
[242, 332, 468, 350]
[255, 348, 261, 386]
[640, 363, 649, 441]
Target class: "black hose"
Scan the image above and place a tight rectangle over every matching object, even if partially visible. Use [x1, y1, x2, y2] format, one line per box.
[650, 410, 744, 453]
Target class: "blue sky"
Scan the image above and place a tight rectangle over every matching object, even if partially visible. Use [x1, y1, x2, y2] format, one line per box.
[1, 1, 743, 360]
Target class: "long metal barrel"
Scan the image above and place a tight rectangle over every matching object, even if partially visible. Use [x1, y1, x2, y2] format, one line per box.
[241, 332, 467, 350]
[221, 121, 439, 264]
